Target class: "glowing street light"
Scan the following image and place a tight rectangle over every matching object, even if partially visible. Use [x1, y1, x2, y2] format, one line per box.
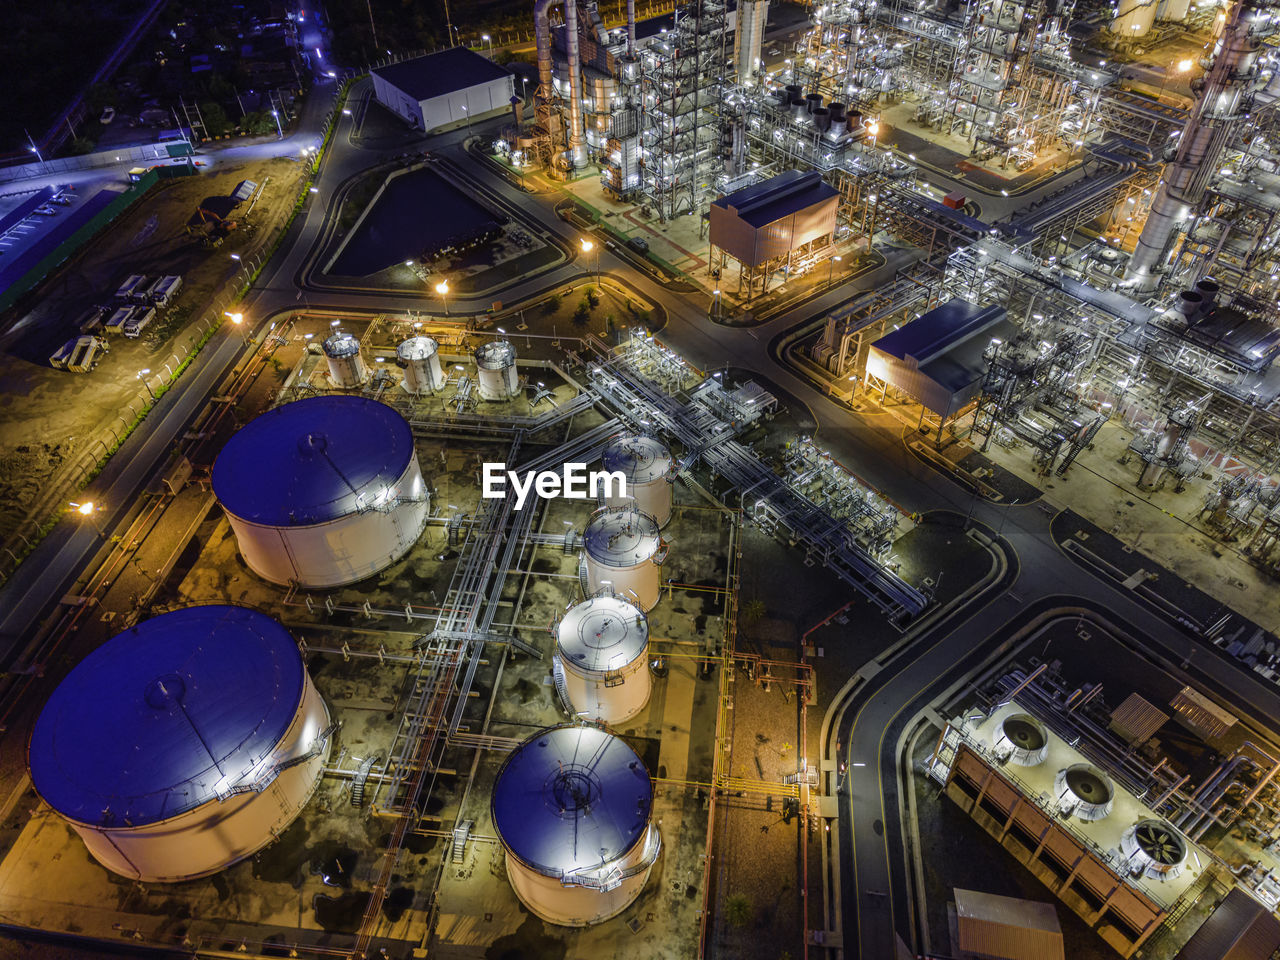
[70, 500, 105, 538]
[828, 254, 843, 286]
[482, 33, 493, 55]
[435, 279, 450, 316]
[581, 237, 599, 285]
[271, 108, 284, 139]
[137, 368, 156, 400]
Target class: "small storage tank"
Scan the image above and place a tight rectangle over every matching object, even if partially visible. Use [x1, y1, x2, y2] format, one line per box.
[995, 713, 1049, 767]
[582, 506, 666, 611]
[554, 595, 651, 724]
[28, 605, 330, 883]
[397, 335, 445, 394]
[1054, 763, 1114, 821]
[601, 435, 675, 526]
[474, 339, 519, 400]
[323, 331, 368, 387]
[212, 396, 429, 588]
[1121, 819, 1188, 879]
[492, 723, 661, 926]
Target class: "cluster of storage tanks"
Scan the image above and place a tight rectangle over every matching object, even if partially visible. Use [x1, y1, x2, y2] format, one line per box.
[321, 327, 523, 402]
[774, 84, 863, 137]
[31, 386, 678, 925]
[490, 433, 678, 926]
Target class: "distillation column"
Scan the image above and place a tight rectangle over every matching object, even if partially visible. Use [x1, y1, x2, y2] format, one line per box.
[565, 0, 588, 167]
[1124, 0, 1268, 293]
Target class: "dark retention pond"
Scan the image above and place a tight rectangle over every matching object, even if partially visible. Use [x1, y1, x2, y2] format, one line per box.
[330, 166, 501, 277]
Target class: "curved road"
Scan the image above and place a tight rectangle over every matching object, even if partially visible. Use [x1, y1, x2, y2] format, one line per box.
[4, 76, 1277, 960]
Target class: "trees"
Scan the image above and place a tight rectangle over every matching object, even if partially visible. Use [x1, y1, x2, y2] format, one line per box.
[723, 893, 753, 927]
[199, 102, 232, 138]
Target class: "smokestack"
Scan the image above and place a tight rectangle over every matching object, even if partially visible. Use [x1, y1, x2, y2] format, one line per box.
[627, 0, 636, 57]
[533, 0, 563, 144]
[1125, 0, 1264, 292]
[565, 0, 588, 167]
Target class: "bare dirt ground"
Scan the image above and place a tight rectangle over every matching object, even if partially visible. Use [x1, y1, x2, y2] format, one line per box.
[0, 157, 306, 549]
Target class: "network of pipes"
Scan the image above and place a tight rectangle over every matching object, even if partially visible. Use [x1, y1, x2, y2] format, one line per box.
[500, 0, 1280, 572]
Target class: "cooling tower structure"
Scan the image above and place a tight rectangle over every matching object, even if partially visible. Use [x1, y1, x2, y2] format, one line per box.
[322, 330, 369, 388]
[397, 335, 446, 394]
[994, 713, 1050, 767]
[600, 435, 675, 527]
[27, 605, 330, 883]
[212, 396, 429, 588]
[1054, 763, 1115, 821]
[552, 594, 651, 724]
[1121, 820, 1189, 879]
[581, 506, 667, 611]
[474, 339, 520, 400]
[492, 723, 661, 926]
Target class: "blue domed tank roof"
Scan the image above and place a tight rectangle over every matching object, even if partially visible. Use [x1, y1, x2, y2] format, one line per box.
[492, 724, 652, 878]
[28, 605, 306, 828]
[212, 396, 415, 526]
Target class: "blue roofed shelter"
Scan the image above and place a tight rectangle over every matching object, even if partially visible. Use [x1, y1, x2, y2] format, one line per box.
[709, 170, 839, 299]
[865, 298, 1014, 437]
[371, 47, 515, 133]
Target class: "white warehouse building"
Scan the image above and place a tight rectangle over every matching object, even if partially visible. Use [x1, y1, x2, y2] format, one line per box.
[371, 47, 515, 134]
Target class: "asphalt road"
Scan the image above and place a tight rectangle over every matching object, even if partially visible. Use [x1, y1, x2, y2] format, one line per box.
[3, 68, 1277, 960]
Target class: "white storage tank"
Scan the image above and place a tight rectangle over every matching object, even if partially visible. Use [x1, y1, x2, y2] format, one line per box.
[581, 506, 667, 612]
[212, 396, 429, 588]
[553, 595, 651, 724]
[474, 339, 519, 400]
[601, 435, 675, 527]
[28, 605, 330, 883]
[492, 723, 661, 926]
[397, 335, 445, 394]
[323, 331, 369, 388]
[1110, 0, 1156, 37]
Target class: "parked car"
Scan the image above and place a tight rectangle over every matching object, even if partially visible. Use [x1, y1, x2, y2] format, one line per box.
[627, 236, 650, 254]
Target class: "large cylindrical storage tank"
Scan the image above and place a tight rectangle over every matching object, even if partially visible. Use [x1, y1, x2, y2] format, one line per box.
[582, 507, 666, 611]
[554, 595, 651, 724]
[212, 396, 429, 588]
[1110, 0, 1156, 37]
[492, 724, 661, 926]
[322, 331, 369, 387]
[601, 435, 675, 526]
[397, 335, 445, 394]
[474, 339, 520, 400]
[27, 605, 330, 883]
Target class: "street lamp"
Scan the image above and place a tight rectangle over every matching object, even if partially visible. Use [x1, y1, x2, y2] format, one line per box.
[461, 103, 470, 130]
[482, 33, 492, 56]
[225, 311, 247, 340]
[271, 108, 284, 139]
[581, 237, 599, 286]
[137, 368, 156, 400]
[828, 254, 843, 286]
[435, 279, 450, 316]
[710, 288, 723, 320]
[71, 501, 106, 538]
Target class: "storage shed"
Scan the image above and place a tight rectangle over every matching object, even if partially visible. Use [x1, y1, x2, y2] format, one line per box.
[954, 888, 1064, 960]
[1174, 887, 1280, 960]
